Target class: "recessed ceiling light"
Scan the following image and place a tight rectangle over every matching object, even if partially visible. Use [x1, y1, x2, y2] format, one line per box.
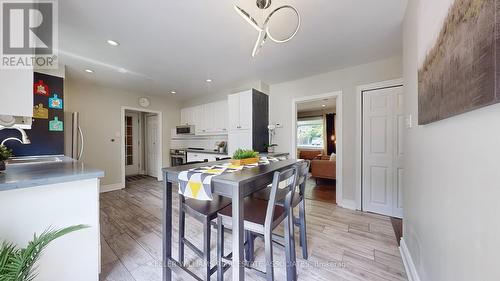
[322, 104, 326, 107]
[84, 69, 94, 73]
[206, 79, 213, 83]
[170, 91, 176, 94]
[107, 39, 120, 46]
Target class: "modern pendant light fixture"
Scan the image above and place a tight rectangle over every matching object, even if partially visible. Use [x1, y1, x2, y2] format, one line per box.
[234, 0, 301, 57]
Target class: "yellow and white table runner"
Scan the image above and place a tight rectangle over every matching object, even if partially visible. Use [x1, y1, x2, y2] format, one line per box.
[178, 157, 281, 201]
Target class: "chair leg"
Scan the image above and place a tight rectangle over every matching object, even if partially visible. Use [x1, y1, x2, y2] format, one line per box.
[178, 195, 186, 265]
[264, 230, 274, 281]
[203, 218, 211, 281]
[284, 212, 297, 281]
[290, 213, 297, 280]
[217, 216, 224, 281]
[245, 230, 255, 263]
[299, 199, 308, 260]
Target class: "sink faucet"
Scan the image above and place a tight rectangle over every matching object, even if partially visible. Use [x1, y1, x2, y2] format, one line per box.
[0, 126, 31, 145]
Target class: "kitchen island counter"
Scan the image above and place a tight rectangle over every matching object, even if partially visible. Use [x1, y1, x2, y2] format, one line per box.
[0, 156, 103, 281]
[0, 156, 104, 191]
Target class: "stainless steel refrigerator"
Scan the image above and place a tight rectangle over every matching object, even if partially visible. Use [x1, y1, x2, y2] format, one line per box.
[65, 112, 85, 160]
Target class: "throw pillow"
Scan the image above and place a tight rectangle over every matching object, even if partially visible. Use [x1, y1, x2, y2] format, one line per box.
[330, 153, 336, 161]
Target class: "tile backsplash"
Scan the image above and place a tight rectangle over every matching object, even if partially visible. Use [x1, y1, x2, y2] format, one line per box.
[170, 135, 228, 150]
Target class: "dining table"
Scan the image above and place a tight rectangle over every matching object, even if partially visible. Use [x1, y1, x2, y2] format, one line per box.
[162, 158, 298, 281]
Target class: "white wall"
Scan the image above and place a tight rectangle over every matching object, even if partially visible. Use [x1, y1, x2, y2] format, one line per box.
[181, 80, 269, 107]
[65, 79, 181, 186]
[269, 56, 402, 202]
[402, 1, 500, 280]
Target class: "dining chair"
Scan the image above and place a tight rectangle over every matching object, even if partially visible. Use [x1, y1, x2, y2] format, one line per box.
[216, 167, 299, 281]
[250, 160, 311, 259]
[178, 158, 231, 280]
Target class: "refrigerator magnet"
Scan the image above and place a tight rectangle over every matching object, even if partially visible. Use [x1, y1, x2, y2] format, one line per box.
[34, 80, 49, 96]
[49, 116, 63, 132]
[49, 94, 63, 109]
[33, 103, 49, 119]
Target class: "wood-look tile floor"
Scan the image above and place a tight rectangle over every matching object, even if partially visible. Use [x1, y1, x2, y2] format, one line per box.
[100, 177, 407, 281]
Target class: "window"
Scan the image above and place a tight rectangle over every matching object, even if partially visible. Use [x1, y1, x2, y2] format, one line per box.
[297, 117, 324, 148]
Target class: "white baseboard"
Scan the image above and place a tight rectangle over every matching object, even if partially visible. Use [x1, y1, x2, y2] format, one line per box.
[100, 183, 125, 193]
[338, 199, 357, 210]
[400, 238, 421, 281]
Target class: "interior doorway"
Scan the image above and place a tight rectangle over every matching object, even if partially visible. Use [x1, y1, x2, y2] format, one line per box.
[121, 107, 163, 187]
[292, 92, 343, 206]
[125, 111, 140, 176]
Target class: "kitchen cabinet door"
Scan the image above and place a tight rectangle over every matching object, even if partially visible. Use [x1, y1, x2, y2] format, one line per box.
[187, 152, 216, 162]
[228, 94, 240, 131]
[217, 100, 229, 133]
[238, 91, 252, 130]
[228, 129, 252, 155]
[0, 69, 33, 118]
[182, 107, 196, 126]
[180, 108, 188, 125]
[193, 105, 204, 133]
[203, 103, 216, 133]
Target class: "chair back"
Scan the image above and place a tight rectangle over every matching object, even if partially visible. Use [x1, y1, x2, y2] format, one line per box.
[295, 160, 310, 197]
[265, 167, 298, 229]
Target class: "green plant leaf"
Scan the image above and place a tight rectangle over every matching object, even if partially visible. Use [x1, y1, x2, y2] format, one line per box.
[0, 145, 12, 162]
[232, 149, 259, 160]
[0, 224, 89, 281]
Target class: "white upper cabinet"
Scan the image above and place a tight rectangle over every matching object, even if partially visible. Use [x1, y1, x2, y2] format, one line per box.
[228, 90, 252, 131]
[0, 69, 33, 118]
[215, 100, 228, 132]
[238, 91, 252, 130]
[180, 99, 229, 135]
[180, 107, 195, 126]
[228, 93, 240, 131]
[180, 108, 188, 125]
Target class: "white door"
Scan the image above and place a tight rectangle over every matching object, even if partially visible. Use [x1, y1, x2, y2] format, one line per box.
[362, 86, 404, 218]
[146, 115, 159, 178]
[125, 112, 140, 176]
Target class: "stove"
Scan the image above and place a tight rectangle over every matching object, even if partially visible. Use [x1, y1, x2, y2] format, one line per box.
[170, 149, 187, 166]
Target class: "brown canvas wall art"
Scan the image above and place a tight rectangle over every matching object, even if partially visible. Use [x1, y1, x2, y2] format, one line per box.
[418, 0, 500, 125]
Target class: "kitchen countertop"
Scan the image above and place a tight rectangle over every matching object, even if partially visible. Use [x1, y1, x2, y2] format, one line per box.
[260, 152, 290, 158]
[186, 148, 228, 155]
[0, 156, 104, 192]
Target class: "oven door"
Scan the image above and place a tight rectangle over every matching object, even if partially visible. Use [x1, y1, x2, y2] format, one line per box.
[171, 155, 185, 167]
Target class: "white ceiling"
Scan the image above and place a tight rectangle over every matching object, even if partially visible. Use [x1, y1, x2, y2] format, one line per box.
[59, 0, 407, 100]
[297, 97, 336, 113]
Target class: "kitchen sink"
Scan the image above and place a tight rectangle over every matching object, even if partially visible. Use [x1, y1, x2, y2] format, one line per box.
[6, 156, 64, 166]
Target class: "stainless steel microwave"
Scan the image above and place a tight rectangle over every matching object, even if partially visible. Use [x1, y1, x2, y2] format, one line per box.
[176, 125, 195, 135]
